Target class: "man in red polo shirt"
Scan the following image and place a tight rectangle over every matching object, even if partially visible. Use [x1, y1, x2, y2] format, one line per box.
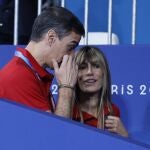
[0, 6, 85, 118]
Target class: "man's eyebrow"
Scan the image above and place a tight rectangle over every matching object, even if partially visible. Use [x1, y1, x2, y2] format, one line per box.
[70, 41, 78, 44]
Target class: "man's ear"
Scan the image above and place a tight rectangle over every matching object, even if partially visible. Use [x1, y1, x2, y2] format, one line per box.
[47, 29, 57, 46]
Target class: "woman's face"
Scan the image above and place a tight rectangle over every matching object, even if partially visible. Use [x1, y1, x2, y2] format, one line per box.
[77, 61, 104, 93]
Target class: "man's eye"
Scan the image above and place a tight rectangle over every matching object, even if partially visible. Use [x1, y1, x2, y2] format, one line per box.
[68, 43, 78, 51]
[68, 47, 73, 51]
[68, 45, 76, 51]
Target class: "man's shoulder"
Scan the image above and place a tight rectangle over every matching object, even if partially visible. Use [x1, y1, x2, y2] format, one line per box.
[0, 57, 36, 82]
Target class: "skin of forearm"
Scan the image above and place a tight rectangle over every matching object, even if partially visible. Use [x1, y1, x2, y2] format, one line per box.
[55, 88, 74, 118]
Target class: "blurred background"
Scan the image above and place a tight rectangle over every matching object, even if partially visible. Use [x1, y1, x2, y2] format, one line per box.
[0, 0, 150, 45]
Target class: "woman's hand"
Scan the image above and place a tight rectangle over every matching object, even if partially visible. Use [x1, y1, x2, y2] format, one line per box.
[105, 116, 128, 137]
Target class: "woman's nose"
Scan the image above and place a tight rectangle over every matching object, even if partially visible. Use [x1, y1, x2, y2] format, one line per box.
[87, 65, 93, 74]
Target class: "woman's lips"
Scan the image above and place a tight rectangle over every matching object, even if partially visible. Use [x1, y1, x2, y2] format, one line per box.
[84, 79, 97, 84]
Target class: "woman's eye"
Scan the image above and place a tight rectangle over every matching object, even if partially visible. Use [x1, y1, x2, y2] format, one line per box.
[93, 64, 100, 68]
[79, 65, 86, 70]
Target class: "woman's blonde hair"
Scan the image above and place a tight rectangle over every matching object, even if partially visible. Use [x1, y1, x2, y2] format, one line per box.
[75, 46, 113, 129]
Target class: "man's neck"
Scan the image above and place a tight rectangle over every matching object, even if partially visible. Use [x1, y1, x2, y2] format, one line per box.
[25, 41, 45, 67]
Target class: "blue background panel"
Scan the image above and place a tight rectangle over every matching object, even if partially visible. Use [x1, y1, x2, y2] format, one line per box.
[0, 45, 150, 145]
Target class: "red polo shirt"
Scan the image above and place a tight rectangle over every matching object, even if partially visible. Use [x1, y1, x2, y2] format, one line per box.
[73, 104, 120, 127]
[0, 47, 54, 111]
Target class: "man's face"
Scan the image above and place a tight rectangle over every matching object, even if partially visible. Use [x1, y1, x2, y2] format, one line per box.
[47, 31, 81, 68]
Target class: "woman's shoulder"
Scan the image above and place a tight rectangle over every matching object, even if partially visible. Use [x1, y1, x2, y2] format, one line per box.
[104, 103, 120, 117]
[111, 103, 120, 117]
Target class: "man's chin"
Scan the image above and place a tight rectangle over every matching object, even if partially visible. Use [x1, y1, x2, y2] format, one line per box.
[47, 61, 62, 70]
[49, 65, 54, 70]
[44, 64, 54, 70]
[50, 67, 54, 70]
[58, 61, 62, 67]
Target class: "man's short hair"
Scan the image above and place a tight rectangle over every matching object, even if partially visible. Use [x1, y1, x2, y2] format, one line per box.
[30, 6, 85, 42]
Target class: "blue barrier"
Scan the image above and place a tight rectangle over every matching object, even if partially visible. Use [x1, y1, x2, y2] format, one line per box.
[0, 45, 150, 145]
[0, 98, 149, 150]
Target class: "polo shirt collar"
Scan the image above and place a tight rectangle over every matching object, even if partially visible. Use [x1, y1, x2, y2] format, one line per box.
[16, 47, 54, 81]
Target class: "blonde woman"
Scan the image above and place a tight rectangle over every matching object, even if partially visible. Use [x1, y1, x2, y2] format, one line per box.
[73, 46, 128, 137]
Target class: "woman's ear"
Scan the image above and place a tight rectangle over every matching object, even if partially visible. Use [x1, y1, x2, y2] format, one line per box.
[47, 29, 57, 46]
